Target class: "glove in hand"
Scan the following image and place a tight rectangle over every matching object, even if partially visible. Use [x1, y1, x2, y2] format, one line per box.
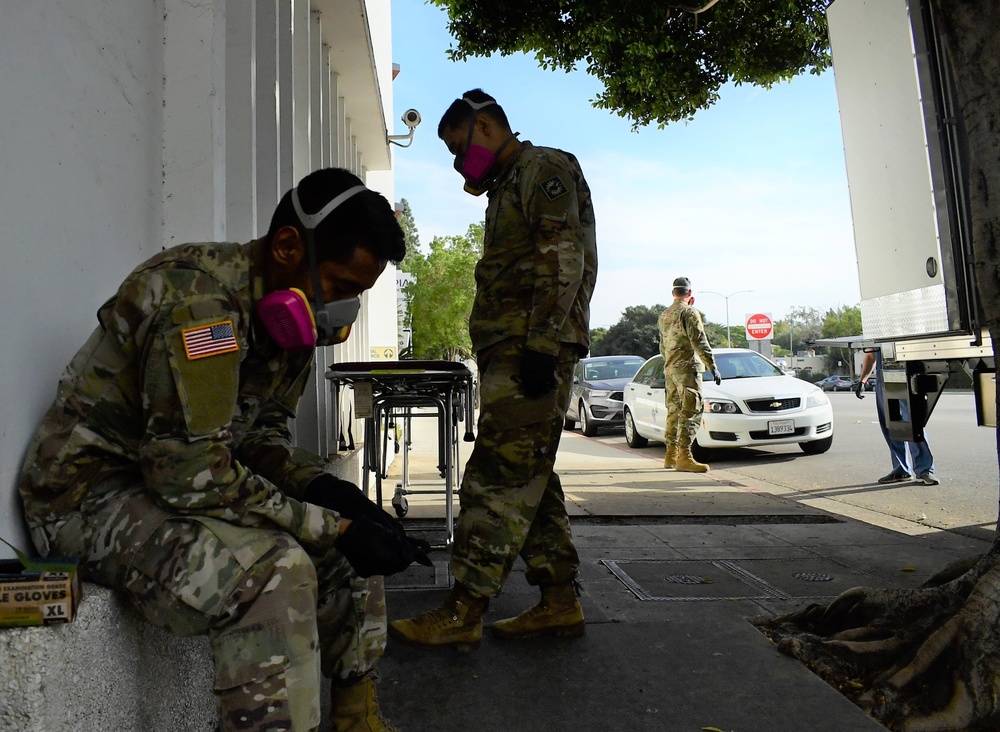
[854, 379, 865, 399]
[337, 516, 431, 578]
[519, 349, 558, 398]
[304, 475, 401, 536]
[713, 368, 723, 386]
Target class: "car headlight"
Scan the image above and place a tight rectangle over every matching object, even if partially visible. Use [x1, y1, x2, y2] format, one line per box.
[706, 399, 740, 414]
[806, 391, 830, 408]
[588, 389, 612, 398]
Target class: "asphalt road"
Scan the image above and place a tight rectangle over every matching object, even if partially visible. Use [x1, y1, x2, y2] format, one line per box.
[586, 391, 1000, 542]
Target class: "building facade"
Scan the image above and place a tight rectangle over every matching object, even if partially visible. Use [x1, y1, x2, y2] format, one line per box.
[0, 0, 400, 557]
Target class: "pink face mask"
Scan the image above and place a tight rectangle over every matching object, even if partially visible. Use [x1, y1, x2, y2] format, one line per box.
[256, 287, 359, 352]
[452, 96, 518, 196]
[454, 142, 497, 192]
[255, 288, 317, 353]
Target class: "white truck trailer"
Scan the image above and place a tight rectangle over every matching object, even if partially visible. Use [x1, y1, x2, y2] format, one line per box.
[826, 0, 996, 438]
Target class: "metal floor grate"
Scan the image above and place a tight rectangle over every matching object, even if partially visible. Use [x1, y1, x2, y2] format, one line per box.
[600, 557, 893, 602]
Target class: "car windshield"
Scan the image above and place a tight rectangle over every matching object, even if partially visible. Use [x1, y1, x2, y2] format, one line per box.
[703, 352, 785, 381]
[584, 359, 645, 380]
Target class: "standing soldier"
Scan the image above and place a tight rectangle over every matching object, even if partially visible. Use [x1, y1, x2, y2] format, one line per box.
[19, 168, 429, 732]
[389, 88, 598, 649]
[659, 277, 722, 473]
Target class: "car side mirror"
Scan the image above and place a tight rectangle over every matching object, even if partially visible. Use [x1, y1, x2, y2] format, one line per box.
[651, 379, 665, 389]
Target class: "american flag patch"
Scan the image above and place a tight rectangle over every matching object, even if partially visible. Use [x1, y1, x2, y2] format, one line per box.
[181, 320, 239, 360]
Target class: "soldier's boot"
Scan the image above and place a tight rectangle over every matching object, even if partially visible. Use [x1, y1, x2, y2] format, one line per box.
[387, 582, 488, 651]
[491, 583, 585, 640]
[663, 444, 677, 469]
[330, 674, 399, 732]
[674, 446, 709, 473]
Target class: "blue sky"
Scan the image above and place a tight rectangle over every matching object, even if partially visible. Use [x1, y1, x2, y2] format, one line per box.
[389, 2, 860, 331]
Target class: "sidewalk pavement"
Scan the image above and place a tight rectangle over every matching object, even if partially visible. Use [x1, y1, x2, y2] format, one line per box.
[373, 411, 990, 732]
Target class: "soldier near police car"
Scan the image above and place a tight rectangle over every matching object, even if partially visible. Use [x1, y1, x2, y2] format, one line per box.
[658, 277, 722, 473]
[18, 168, 430, 732]
[388, 89, 598, 649]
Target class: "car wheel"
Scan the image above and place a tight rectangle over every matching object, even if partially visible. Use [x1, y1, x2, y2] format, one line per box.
[580, 402, 599, 437]
[800, 436, 833, 455]
[624, 408, 647, 448]
[691, 440, 710, 463]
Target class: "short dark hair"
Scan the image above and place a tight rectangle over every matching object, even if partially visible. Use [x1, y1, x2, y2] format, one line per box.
[267, 168, 406, 265]
[438, 89, 511, 138]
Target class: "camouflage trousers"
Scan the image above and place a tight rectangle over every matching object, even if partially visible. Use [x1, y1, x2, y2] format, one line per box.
[664, 370, 704, 449]
[34, 483, 385, 732]
[452, 338, 581, 598]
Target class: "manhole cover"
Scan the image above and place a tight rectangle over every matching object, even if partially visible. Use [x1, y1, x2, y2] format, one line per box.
[793, 572, 833, 582]
[664, 574, 708, 585]
[600, 557, 893, 602]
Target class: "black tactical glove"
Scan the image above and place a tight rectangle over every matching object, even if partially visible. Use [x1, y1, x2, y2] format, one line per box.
[713, 368, 723, 386]
[304, 475, 401, 536]
[519, 349, 558, 398]
[854, 379, 865, 399]
[305, 476, 433, 571]
[336, 516, 432, 578]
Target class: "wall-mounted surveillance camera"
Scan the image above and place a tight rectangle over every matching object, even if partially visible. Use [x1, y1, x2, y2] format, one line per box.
[401, 109, 421, 129]
[389, 109, 422, 147]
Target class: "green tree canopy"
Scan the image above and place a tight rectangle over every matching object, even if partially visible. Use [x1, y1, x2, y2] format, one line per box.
[819, 304, 861, 375]
[771, 306, 824, 357]
[431, 0, 832, 127]
[590, 305, 665, 358]
[400, 223, 483, 360]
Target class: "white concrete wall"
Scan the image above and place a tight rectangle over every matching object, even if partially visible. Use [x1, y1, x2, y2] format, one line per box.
[0, 0, 398, 559]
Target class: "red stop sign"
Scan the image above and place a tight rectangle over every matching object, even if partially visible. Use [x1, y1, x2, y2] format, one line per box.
[746, 313, 773, 340]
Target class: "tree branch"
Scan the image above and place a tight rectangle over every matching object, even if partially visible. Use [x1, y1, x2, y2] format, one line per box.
[671, 0, 724, 14]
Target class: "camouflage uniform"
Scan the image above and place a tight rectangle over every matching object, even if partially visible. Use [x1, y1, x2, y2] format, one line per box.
[658, 300, 717, 453]
[19, 241, 384, 731]
[452, 141, 598, 597]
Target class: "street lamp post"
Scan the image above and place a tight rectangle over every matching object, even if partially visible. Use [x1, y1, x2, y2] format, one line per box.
[701, 290, 754, 347]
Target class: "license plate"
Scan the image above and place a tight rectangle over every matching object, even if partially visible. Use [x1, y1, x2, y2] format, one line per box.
[768, 419, 795, 435]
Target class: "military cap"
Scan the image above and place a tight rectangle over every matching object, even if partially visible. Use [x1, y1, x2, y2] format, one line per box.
[672, 277, 692, 291]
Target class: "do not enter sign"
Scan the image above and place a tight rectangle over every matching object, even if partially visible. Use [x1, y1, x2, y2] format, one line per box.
[746, 313, 773, 340]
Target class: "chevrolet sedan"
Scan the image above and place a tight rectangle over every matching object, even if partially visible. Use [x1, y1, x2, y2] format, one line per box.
[622, 349, 834, 457]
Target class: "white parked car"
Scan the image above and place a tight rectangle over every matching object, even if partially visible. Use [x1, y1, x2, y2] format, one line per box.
[622, 348, 834, 457]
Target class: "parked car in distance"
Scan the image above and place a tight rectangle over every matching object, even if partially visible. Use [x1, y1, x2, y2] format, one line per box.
[623, 349, 834, 457]
[815, 375, 855, 392]
[565, 355, 646, 436]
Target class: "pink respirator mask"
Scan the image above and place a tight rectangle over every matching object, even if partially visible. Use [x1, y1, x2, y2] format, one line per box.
[255, 184, 367, 351]
[256, 288, 360, 352]
[453, 96, 518, 196]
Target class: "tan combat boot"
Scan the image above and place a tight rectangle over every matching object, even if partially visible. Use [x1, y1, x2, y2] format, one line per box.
[387, 582, 488, 651]
[330, 674, 398, 732]
[663, 444, 677, 469]
[491, 583, 585, 640]
[674, 446, 709, 473]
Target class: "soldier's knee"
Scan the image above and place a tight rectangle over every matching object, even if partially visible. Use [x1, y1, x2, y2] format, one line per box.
[234, 536, 319, 610]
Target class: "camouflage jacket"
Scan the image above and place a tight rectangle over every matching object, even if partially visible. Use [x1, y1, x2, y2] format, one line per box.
[472, 141, 598, 356]
[19, 241, 343, 550]
[658, 300, 718, 374]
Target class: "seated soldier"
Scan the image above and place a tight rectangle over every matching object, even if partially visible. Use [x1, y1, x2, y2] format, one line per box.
[18, 168, 429, 732]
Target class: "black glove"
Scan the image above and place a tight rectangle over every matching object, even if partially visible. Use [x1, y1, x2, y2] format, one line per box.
[712, 368, 722, 386]
[336, 516, 432, 578]
[854, 379, 865, 399]
[304, 475, 401, 536]
[519, 349, 558, 398]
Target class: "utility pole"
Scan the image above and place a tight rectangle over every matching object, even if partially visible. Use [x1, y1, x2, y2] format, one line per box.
[701, 290, 754, 347]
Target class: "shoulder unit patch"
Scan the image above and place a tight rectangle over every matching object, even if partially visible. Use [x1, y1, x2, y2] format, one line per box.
[540, 175, 569, 201]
